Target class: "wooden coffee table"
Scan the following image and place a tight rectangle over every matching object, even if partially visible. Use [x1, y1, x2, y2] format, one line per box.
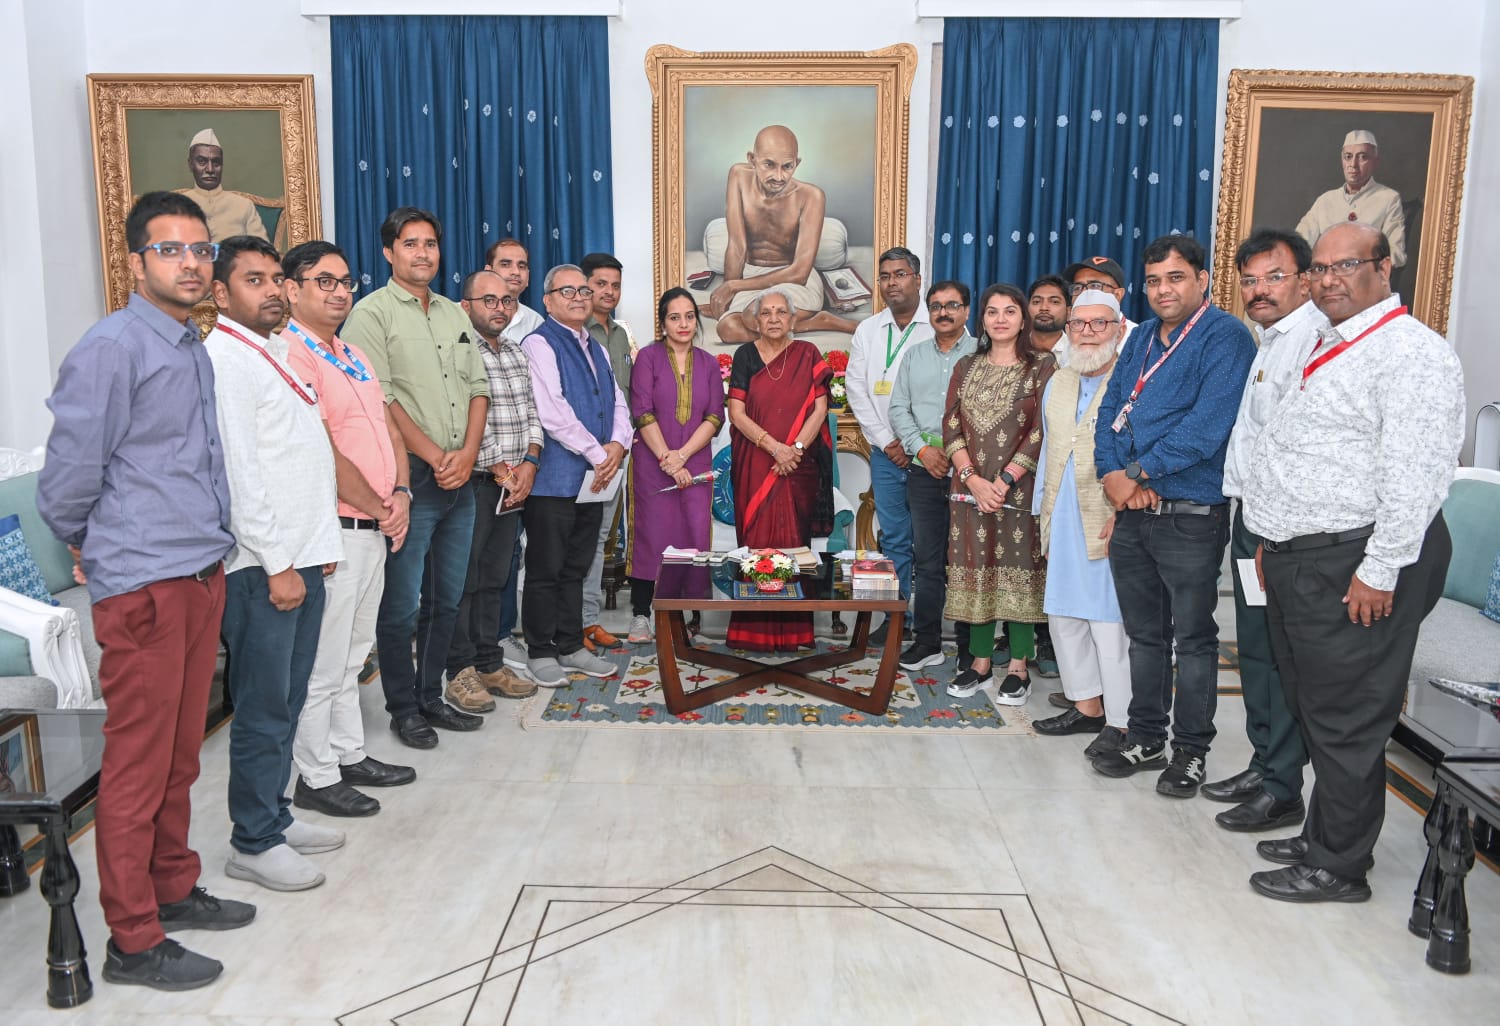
[0, 708, 106, 1007]
[652, 560, 907, 715]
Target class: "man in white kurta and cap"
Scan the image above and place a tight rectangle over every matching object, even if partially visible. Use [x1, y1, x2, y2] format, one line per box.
[179, 128, 270, 243]
[1295, 130, 1406, 268]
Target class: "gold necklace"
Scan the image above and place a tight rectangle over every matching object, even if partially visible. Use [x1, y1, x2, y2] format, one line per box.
[762, 341, 788, 380]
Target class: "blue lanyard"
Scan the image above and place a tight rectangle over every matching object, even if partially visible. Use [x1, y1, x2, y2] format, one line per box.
[286, 321, 371, 382]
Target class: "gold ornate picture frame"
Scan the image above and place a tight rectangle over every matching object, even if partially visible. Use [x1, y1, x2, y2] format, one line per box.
[1212, 69, 1472, 334]
[645, 45, 917, 349]
[88, 74, 322, 314]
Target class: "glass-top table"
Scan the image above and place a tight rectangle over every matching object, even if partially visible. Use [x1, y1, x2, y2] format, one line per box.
[0, 708, 107, 1008]
[652, 559, 908, 714]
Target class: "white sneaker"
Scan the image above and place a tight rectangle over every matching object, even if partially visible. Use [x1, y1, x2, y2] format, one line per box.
[284, 818, 346, 854]
[628, 615, 654, 644]
[527, 657, 569, 687]
[559, 648, 617, 678]
[501, 636, 528, 670]
[225, 844, 325, 892]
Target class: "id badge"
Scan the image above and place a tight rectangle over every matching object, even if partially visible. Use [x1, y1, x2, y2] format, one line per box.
[873, 379, 893, 396]
[1111, 401, 1132, 434]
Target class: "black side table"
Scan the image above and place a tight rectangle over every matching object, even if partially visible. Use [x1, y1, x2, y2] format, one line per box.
[0, 708, 106, 1007]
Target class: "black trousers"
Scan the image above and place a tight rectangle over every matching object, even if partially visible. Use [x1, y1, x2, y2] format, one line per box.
[906, 467, 970, 652]
[522, 495, 604, 660]
[447, 475, 521, 676]
[1231, 503, 1308, 802]
[1263, 513, 1451, 879]
[630, 577, 655, 618]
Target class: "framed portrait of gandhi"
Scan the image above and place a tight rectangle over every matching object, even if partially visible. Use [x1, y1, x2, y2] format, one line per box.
[87, 75, 322, 314]
[1212, 69, 1472, 334]
[645, 45, 917, 350]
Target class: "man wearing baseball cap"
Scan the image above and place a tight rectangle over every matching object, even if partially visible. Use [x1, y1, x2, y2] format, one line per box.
[1295, 130, 1407, 267]
[1063, 257, 1139, 341]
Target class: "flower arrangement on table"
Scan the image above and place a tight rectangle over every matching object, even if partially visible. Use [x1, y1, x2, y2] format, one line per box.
[739, 548, 796, 593]
[825, 349, 849, 408]
[717, 352, 734, 394]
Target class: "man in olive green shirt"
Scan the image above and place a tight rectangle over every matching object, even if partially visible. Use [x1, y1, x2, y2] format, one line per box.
[341, 207, 491, 749]
[578, 252, 633, 651]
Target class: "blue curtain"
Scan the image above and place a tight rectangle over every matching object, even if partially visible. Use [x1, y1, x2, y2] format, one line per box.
[932, 18, 1219, 322]
[331, 15, 614, 304]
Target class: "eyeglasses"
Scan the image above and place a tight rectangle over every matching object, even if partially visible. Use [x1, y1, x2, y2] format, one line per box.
[134, 241, 219, 263]
[878, 270, 915, 284]
[546, 285, 594, 299]
[1307, 257, 1383, 279]
[1238, 272, 1300, 290]
[466, 294, 518, 309]
[293, 274, 360, 294]
[1069, 280, 1117, 295]
[927, 300, 967, 313]
[1065, 317, 1119, 335]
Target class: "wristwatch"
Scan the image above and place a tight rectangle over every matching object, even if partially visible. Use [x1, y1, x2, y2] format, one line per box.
[393, 485, 413, 498]
[998, 470, 1017, 486]
[1125, 461, 1144, 482]
[793, 441, 805, 453]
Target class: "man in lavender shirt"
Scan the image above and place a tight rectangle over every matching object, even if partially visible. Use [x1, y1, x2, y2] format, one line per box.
[519, 264, 632, 686]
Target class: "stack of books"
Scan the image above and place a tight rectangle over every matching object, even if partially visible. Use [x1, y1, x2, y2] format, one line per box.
[783, 546, 821, 573]
[849, 558, 900, 596]
[661, 546, 700, 564]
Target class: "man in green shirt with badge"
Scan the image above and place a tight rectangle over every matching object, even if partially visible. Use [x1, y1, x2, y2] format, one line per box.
[341, 207, 491, 749]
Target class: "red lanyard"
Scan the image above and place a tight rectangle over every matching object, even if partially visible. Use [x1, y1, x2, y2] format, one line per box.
[1128, 300, 1209, 403]
[1300, 305, 1406, 389]
[216, 323, 318, 406]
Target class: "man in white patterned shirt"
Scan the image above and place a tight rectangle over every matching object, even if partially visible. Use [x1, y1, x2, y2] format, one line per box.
[1205, 228, 1323, 834]
[1243, 222, 1464, 904]
[444, 269, 542, 707]
[206, 236, 346, 894]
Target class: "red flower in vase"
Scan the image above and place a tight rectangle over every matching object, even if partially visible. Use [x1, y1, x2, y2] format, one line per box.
[717, 353, 734, 380]
[825, 349, 849, 373]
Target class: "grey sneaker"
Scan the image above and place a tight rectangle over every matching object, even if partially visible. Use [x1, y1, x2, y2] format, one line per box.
[501, 636, 528, 670]
[628, 614, 654, 644]
[103, 938, 222, 991]
[527, 657, 568, 687]
[559, 648, 618, 678]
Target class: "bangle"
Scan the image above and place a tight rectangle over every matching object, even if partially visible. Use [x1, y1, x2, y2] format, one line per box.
[756, 429, 769, 449]
[958, 466, 976, 482]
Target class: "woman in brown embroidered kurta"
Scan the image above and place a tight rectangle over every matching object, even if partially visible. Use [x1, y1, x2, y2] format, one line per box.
[943, 283, 1056, 703]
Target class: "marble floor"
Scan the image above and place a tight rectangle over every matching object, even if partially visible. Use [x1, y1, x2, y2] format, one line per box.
[2, 606, 1498, 1025]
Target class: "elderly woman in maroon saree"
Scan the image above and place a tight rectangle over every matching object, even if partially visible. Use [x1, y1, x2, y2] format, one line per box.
[725, 288, 834, 652]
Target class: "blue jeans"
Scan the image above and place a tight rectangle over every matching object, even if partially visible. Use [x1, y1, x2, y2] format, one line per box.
[376, 457, 476, 718]
[223, 565, 325, 854]
[1108, 506, 1229, 757]
[870, 449, 914, 597]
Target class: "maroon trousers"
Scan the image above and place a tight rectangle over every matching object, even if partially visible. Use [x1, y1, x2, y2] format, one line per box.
[91, 569, 225, 953]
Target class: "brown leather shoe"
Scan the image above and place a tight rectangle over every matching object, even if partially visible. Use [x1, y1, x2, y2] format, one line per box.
[478, 666, 537, 699]
[583, 624, 621, 651]
[445, 668, 496, 713]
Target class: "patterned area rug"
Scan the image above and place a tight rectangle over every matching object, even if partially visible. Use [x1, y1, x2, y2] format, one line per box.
[518, 641, 1032, 733]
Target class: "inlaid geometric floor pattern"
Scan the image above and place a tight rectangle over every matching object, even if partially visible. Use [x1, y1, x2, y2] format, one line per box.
[339, 847, 1182, 1025]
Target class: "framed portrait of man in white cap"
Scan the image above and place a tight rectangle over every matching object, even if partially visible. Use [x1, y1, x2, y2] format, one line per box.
[87, 74, 323, 314]
[1212, 69, 1472, 334]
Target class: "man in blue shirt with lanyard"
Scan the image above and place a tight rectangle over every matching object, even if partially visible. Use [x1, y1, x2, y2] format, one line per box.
[1091, 235, 1255, 797]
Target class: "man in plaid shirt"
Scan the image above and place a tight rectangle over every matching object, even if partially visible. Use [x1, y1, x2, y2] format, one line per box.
[443, 269, 543, 707]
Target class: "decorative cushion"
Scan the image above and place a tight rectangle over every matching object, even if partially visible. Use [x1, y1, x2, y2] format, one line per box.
[0, 514, 58, 606]
[701, 217, 850, 274]
[1484, 553, 1500, 624]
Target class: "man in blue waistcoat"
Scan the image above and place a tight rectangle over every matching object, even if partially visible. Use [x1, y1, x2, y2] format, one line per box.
[518, 264, 633, 685]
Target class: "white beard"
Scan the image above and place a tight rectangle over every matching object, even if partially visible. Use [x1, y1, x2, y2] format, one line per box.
[1070, 339, 1119, 375]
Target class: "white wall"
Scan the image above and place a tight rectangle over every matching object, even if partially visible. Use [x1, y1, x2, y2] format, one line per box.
[3, 0, 1496, 454]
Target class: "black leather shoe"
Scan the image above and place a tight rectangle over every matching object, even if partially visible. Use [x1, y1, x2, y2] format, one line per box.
[1249, 864, 1371, 904]
[1034, 707, 1107, 736]
[1084, 726, 1127, 759]
[103, 938, 222, 991]
[1256, 835, 1309, 865]
[390, 713, 438, 749]
[1201, 767, 1264, 804]
[1047, 691, 1073, 710]
[158, 886, 256, 933]
[293, 777, 380, 818]
[340, 756, 417, 788]
[1215, 791, 1306, 833]
[422, 703, 484, 732]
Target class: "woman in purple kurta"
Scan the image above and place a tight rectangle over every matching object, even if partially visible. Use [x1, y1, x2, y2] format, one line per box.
[626, 288, 726, 643]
